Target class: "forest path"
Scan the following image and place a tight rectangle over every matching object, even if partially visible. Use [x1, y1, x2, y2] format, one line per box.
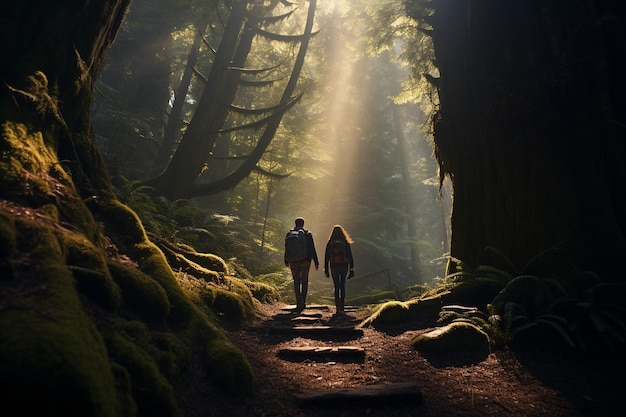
[213, 302, 623, 417]
[268, 304, 422, 407]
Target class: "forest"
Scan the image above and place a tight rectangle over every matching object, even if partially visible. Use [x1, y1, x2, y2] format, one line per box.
[1, 1, 625, 416]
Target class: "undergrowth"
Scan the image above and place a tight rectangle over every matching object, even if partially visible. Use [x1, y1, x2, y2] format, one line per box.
[441, 246, 626, 355]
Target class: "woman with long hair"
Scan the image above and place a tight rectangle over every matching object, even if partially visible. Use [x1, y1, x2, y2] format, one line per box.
[323, 225, 354, 315]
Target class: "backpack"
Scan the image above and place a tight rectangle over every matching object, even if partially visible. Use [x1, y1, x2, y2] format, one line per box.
[285, 229, 308, 262]
[329, 239, 348, 265]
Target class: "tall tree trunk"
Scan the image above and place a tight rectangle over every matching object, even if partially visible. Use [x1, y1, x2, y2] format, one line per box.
[430, 0, 626, 278]
[1, 0, 131, 200]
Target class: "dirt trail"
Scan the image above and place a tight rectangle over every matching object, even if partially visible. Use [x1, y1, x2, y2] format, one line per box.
[205, 302, 623, 417]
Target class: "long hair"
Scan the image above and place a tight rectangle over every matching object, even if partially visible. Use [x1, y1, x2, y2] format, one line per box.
[328, 224, 353, 244]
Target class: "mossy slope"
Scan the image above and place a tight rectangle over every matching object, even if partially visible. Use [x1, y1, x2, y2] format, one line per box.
[0, 101, 258, 416]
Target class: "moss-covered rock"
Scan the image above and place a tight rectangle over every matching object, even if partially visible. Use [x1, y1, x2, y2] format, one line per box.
[243, 280, 281, 304]
[360, 300, 411, 328]
[411, 321, 491, 356]
[360, 292, 448, 330]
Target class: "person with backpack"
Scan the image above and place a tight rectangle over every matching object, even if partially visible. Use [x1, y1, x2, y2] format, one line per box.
[284, 217, 319, 312]
[323, 224, 354, 315]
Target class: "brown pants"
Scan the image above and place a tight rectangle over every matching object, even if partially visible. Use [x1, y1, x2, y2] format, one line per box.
[289, 259, 311, 300]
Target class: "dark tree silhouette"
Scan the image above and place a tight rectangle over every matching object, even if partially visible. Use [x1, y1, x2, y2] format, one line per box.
[420, 0, 626, 278]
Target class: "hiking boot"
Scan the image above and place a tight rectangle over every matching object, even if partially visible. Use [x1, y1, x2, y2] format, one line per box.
[296, 296, 305, 312]
[335, 298, 344, 315]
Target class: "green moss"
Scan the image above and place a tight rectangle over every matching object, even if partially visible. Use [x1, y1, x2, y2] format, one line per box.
[411, 321, 490, 354]
[204, 338, 255, 395]
[151, 331, 189, 380]
[103, 200, 148, 244]
[243, 280, 281, 303]
[0, 208, 16, 258]
[64, 233, 122, 312]
[226, 278, 256, 307]
[104, 330, 180, 417]
[156, 240, 228, 275]
[360, 300, 411, 328]
[213, 287, 247, 322]
[108, 259, 170, 324]
[110, 363, 137, 417]
[133, 242, 195, 328]
[158, 243, 222, 283]
[0, 222, 118, 417]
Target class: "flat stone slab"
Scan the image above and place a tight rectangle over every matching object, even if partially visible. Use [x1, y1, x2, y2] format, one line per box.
[278, 346, 365, 361]
[291, 316, 321, 323]
[295, 382, 422, 405]
[269, 325, 364, 337]
[281, 304, 330, 312]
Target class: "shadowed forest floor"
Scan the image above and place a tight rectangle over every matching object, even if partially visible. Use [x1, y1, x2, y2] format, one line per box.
[183, 302, 624, 417]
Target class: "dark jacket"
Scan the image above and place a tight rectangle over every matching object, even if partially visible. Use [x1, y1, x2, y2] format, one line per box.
[284, 227, 320, 267]
[323, 239, 354, 273]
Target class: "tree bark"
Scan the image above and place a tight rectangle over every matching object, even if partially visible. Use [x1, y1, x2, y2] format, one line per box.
[0, 1, 130, 199]
[430, 0, 626, 278]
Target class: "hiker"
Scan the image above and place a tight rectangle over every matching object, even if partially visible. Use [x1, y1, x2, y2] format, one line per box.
[284, 217, 319, 311]
[323, 224, 354, 315]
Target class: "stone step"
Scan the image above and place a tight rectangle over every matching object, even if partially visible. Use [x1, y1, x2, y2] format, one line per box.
[291, 316, 322, 324]
[295, 382, 422, 405]
[281, 304, 330, 312]
[269, 325, 364, 338]
[277, 346, 365, 362]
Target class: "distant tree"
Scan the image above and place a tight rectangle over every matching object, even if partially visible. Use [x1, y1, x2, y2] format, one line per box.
[154, 16, 207, 175]
[145, 0, 318, 199]
[94, 0, 197, 178]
